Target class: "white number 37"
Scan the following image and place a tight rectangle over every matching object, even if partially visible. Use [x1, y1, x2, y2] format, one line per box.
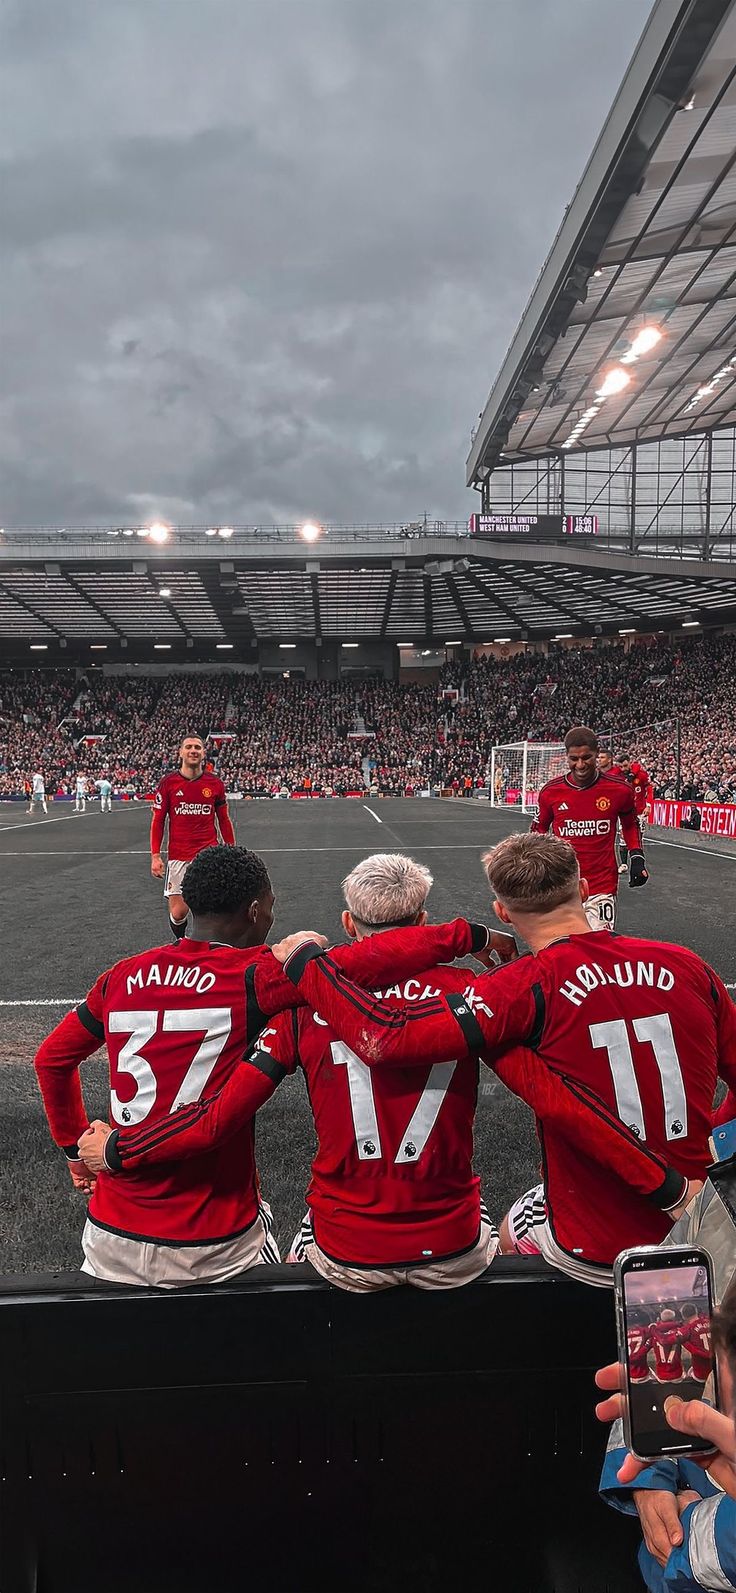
[108, 1008, 232, 1126]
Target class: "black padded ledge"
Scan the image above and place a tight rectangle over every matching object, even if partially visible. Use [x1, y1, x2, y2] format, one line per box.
[0, 1259, 643, 1593]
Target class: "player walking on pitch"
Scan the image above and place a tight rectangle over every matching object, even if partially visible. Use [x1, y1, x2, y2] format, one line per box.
[27, 770, 48, 815]
[618, 756, 651, 871]
[151, 735, 236, 940]
[74, 772, 88, 813]
[532, 725, 647, 929]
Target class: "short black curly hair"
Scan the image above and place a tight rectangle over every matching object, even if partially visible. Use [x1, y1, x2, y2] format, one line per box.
[182, 846, 271, 916]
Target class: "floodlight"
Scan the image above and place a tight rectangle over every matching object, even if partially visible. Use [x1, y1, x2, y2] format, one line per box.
[596, 367, 630, 398]
[629, 325, 662, 359]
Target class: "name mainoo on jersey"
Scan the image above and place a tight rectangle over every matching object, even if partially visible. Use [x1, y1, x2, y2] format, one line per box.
[560, 959, 674, 1008]
[126, 963, 217, 996]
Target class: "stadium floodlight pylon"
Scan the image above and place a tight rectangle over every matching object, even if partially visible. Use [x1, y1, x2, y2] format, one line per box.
[490, 741, 567, 815]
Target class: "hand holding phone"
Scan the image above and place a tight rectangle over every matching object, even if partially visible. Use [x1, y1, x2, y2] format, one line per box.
[613, 1245, 719, 1464]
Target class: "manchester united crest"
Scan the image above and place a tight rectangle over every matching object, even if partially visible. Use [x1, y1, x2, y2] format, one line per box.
[595, 795, 611, 811]
[202, 785, 212, 799]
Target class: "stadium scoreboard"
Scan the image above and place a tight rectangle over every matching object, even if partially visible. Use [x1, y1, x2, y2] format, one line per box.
[469, 513, 598, 539]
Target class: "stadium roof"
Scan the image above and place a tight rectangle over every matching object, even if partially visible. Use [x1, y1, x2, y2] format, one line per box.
[1, 529, 735, 658]
[466, 0, 736, 483]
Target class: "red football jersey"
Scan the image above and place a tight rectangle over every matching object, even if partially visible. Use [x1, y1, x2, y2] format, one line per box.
[284, 929, 736, 1267]
[627, 1324, 652, 1382]
[532, 771, 642, 895]
[681, 1315, 712, 1381]
[152, 770, 228, 862]
[649, 1319, 685, 1382]
[262, 966, 484, 1266]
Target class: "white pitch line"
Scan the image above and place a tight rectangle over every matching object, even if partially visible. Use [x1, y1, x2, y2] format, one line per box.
[647, 836, 736, 861]
[0, 998, 79, 1006]
[0, 849, 152, 856]
[0, 843, 497, 858]
[362, 806, 383, 825]
[0, 812, 90, 834]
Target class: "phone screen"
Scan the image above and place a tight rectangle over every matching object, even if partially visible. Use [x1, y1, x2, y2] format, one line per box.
[620, 1250, 717, 1460]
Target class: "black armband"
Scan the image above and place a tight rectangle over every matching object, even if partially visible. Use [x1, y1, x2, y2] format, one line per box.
[651, 1167, 687, 1212]
[246, 1049, 289, 1086]
[283, 942, 326, 985]
[468, 923, 490, 954]
[445, 991, 485, 1051]
[62, 1144, 81, 1161]
[103, 1130, 123, 1173]
[75, 1001, 104, 1041]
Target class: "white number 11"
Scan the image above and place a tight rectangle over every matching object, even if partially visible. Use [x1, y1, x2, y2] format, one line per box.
[589, 1012, 688, 1141]
[331, 1041, 456, 1163]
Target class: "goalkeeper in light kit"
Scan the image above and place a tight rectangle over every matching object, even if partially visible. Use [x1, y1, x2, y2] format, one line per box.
[151, 734, 236, 940]
[531, 724, 647, 929]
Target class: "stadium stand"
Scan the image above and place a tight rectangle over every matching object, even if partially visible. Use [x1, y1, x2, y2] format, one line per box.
[1, 632, 736, 801]
[0, 1260, 643, 1593]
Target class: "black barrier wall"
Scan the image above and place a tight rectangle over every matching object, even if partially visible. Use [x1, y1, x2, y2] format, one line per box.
[0, 1260, 643, 1593]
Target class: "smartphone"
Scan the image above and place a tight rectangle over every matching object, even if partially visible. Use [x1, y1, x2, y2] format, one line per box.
[613, 1245, 719, 1463]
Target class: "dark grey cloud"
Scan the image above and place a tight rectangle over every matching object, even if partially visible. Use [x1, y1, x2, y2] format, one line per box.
[0, 0, 651, 528]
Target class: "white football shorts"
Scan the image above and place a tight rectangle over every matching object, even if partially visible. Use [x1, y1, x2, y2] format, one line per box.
[286, 1203, 498, 1292]
[505, 1183, 612, 1288]
[584, 892, 617, 932]
[164, 859, 189, 899]
[81, 1199, 280, 1287]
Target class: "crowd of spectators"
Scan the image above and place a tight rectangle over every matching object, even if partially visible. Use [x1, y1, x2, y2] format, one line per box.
[1, 631, 735, 801]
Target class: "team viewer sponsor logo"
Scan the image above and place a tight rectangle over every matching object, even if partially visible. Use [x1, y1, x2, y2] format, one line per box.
[558, 818, 611, 837]
[174, 802, 214, 815]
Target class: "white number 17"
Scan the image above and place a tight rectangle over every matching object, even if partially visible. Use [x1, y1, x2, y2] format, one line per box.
[331, 1040, 456, 1163]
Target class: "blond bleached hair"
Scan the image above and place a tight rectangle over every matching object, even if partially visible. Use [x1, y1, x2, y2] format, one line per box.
[342, 852, 433, 927]
[483, 832, 580, 915]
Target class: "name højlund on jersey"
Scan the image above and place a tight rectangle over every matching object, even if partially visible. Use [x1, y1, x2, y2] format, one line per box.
[560, 960, 675, 1007]
[126, 963, 217, 996]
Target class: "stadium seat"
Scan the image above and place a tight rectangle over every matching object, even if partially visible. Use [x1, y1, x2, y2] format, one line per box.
[0, 1259, 643, 1593]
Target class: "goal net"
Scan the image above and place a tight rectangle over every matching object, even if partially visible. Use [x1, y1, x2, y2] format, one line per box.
[490, 741, 567, 815]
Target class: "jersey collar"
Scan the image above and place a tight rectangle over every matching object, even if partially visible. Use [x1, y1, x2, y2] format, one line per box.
[564, 771, 600, 791]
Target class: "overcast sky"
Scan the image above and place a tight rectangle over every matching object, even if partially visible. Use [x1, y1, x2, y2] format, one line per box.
[1, 0, 652, 529]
